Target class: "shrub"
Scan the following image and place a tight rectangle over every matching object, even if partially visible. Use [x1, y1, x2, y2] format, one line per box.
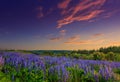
[72, 53, 81, 59]
[92, 52, 105, 60]
[106, 52, 115, 61]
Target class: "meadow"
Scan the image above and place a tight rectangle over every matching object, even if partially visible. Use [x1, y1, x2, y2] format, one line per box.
[0, 46, 120, 82]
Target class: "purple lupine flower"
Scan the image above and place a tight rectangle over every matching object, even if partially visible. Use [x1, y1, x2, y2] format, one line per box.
[1, 52, 120, 82]
[0, 56, 4, 66]
[99, 64, 113, 80]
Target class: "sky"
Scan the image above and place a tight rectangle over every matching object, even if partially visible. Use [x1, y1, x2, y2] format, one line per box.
[0, 0, 120, 50]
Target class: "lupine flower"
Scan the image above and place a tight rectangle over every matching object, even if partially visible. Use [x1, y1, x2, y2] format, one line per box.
[0, 56, 4, 66]
[1, 52, 120, 82]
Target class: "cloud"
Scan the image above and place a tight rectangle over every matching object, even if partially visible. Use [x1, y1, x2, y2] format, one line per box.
[48, 30, 66, 41]
[49, 37, 62, 41]
[59, 29, 66, 36]
[103, 10, 120, 18]
[65, 40, 91, 45]
[93, 33, 104, 37]
[57, 0, 106, 28]
[49, 34, 80, 42]
[67, 35, 80, 42]
[37, 6, 44, 18]
[109, 41, 120, 46]
[65, 39, 105, 45]
[58, 0, 71, 9]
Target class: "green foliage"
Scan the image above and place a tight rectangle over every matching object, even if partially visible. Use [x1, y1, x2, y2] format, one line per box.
[106, 52, 115, 61]
[99, 46, 120, 53]
[72, 53, 81, 59]
[67, 66, 96, 82]
[81, 73, 95, 82]
[113, 68, 120, 74]
[92, 52, 105, 60]
[115, 54, 120, 61]
[2, 65, 44, 82]
[0, 71, 11, 82]
[93, 65, 100, 72]
[47, 71, 60, 82]
[99, 76, 114, 82]
[67, 66, 84, 82]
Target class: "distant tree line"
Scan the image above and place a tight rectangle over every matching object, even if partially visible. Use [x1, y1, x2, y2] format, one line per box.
[1, 46, 120, 61]
[72, 46, 120, 54]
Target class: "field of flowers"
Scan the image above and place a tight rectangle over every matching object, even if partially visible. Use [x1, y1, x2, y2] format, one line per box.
[0, 52, 120, 82]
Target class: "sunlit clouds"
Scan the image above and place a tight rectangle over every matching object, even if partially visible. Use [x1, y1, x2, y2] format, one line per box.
[65, 39, 105, 45]
[57, 0, 106, 28]
[93, 33, 104, 37]
[49, 37, 62, 41]
[59, 30, 66, 36]
[109, 41, 120, 46]
[48, 30, 66, 41]
[58, 0, 71, 9]
[64, 34, 105, 45]
[37, 0, 117, 29]
[0, 0, 120, 50]
[67, 35, 80, 42]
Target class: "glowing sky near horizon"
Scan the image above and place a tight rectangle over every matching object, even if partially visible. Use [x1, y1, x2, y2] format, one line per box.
[0, 0, 120, 50]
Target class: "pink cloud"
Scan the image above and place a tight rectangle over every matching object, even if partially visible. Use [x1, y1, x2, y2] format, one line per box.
[58, 0, 71, 9]
[48, 30, 66, 42]
[93, 33, 104, 37]
[65, 40, 91, 45]
[59, 29, 66, 36]
[57, 0, 106, 28]
[68, 35, 80, 42]
[65, 39, 105, 45]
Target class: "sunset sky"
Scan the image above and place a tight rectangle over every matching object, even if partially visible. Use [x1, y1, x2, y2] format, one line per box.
[0, 0, 120, 50]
